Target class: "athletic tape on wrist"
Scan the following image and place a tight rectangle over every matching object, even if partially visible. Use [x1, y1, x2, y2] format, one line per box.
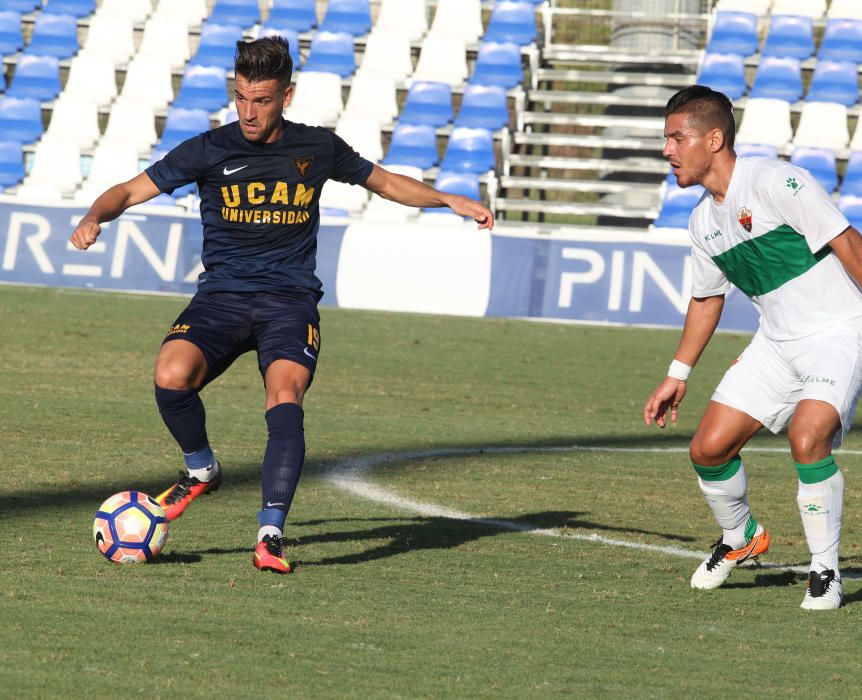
[667, 359, 692, 381]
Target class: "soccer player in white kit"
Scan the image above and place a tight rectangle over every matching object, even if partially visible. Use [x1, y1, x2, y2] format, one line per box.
[643, 85, 862, 610]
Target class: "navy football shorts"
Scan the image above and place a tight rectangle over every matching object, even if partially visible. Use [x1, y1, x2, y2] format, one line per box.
[162, 290, 321, 385]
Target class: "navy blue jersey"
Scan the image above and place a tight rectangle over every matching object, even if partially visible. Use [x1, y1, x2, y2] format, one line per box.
[146, 119, 374, 299]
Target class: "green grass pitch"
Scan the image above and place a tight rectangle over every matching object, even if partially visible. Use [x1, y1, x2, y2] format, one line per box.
[2, 284, 862, 698]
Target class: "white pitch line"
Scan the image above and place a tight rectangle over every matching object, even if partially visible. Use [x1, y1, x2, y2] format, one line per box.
[325, 444, 862, 579]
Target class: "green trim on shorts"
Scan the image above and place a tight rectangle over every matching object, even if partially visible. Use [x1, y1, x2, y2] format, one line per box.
[794, 456, 838, 484]
[692, 455, 742, 482]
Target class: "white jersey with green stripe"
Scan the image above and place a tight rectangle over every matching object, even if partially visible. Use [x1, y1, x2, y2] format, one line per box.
[689, 156, 862, 341]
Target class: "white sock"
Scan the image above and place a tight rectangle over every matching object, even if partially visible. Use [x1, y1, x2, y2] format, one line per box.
[797, 470, 843, 574]
[258, 525, 282, 543]
[188, 460, 219, 483]
[698, 462, 752, 550]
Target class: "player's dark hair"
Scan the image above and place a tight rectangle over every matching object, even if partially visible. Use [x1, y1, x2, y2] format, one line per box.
[234, 36, 293, 88]
[665, 85, 736, 150]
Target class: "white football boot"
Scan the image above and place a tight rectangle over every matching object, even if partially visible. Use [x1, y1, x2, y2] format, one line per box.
[691, 525, 771, 590]
[801, 570, 842, 610]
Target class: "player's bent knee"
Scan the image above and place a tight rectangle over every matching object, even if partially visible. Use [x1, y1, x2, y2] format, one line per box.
[689, 435, 736, 467]
[154, 362, 202, 391]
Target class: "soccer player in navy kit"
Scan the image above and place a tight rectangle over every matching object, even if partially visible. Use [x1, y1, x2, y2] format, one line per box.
[70, 37, 494, 574]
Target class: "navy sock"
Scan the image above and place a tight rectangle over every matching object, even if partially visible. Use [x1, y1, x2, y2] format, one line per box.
[154, 385, 209, 454]
[260, 402, 305, 519]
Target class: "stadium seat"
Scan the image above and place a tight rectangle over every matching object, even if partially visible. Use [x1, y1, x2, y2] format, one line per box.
[470, 42, 524, 89]
[793, 101, 849, 151]
[303, 31, 356, 77]
[749, 56, 803, 102]
[375, 0, 428, 42]
[44, 97, 100, 148]
[398, 81, 454, 127]
[713, 0, 770, 10]
[42, 0, 96, 18]
[343, 74, 398, 125]
[706, 12, 759, 56]
[257, 25, 301, 68]
[173, 65, 230, 112]
[320, 0, 372, 36]
[2, 0, 38, 12]
[423, 170, 480, 214]
[78, 141, 141, 200]
[152, 0, 208, 26]
[63, 52, 117, 106]
[356, 30, 413, 83]
[285, 71, 343, 125]
[137, 16, 191, 69]
[98, 0, 153, 23]
[838, 194, 862, 228]
[209, 0, 260, 28]
[736, 143, 778, 158]
[335, 116, 383, 162]
[454, 84, 509, 131]
[439, 127, 495, 173]
[840, 151, 862, 196]
[818, 19, 862, 63]
[383, 124, 439, 169]
[80, 13, 135, 65]
[430, 0, 484, 44]
[158, 107, 211, 151]
[190, 23, 245, 70]
[828, 0, 862, 20]
[483, 1, 537, 47]
[0, 96, 43, 143]
[771, 0, 826, 19]
[120, 57, 174, 110]
[653, 182, 705, 229]
[806, 60, 859, 107]
[26, 12, 78, 59]
[696, 52, 747, 101]
[790, 146, 838, 193]
[735, 98, 793, 149]
[23, 138, 82, 193]
[0, 11, 23, 56]
[102, 100, 158, 152]
[0, 140, 25, 187]
[413, 32, 469, 87]
[7, 54, 61, 101]
[319, 179, 369, 216]
[268, 0, 318, 33]
[761, 14, 815, 60]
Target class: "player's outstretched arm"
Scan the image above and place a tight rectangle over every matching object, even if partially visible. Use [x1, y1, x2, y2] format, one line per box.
[643, 294, 725, 428]
[363, 164, 494, 230]
[70, 172, 162, 251]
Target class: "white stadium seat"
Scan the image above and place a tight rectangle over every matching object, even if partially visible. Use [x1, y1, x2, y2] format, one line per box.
[152, 0, 208, 26]
[343, 74, 398, 125]
[736, 98, 793, 150]
[119, 57, 175, 110]
[375, 0, 428, 42]
[102, 100, 158, 152]
[81, 13, 136, 65]
[827, 0, 862, 19]
[63, 52, 118, 106]
[98, 0, 154, 23]
[335, 116, 383, 163]
[412, 32, 468, 87]
[770, 0, 826, 19]
[429, 0, 484, 44]
[793, 102, 849, 151]
[137, 16, 192, 69]
[23, 138, 82, 194]
[356, 30, 414, 83]
[77, 141, 141, 202]
[45, 98, 101, 149]
[319, 180, 369, 215]
[285, 71, 344, 126]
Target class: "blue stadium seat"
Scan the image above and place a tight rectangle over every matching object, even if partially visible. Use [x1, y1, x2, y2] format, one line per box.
[0, 11, 23, 56]
[3, 1, 38, 12]
[440, 127, 495, 173]
[838, 194, 862, 229]
[398, 81, 453, 127]
[209, 0, 261, 28]
[303, 31, 355, 77]
[653, 182, 705, 229]
[7, 53, 61, 101]
[190, 23, 245, 70]
[819, 19, 862, 64]
[258, 25, 301, 68]
[0, 96, 43, 143]
[706, 11, 759, 56]
[158, 107, 211, 151]
[454, 84, 509, 130]
[470, 42, 523, 89]
[791, 146, 837, 193]
[840, 151, 862, 196]
[806, 60, 859, 107]
[762, 14, 814, 60]
[736, 143, 778, 159]
[483, 1, 537, 47]
[382, 124, 439, 169]
[319, 0, 371, 36]
[0, 140, 24, 187]
[268, 0, 317, 33]
[42, 0, 96, 18]
[749, 56, 803, 102]
[173, 65, 229, 112]
[26, 12, 78, 59]
[697, 52, 746, 100]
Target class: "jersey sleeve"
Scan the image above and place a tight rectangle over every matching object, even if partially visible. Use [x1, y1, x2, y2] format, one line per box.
[690, 238, 732, 297]
[328, 131, 374, 186]
[145, 135, 209, 195]
[766, 162, 850, 253]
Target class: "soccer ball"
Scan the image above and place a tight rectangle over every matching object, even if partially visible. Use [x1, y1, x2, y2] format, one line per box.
[93, 491, 169, 564]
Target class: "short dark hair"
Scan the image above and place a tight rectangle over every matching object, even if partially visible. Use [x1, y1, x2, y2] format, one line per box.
[234, 36, 293, 88]
[665, 85, 736, 150]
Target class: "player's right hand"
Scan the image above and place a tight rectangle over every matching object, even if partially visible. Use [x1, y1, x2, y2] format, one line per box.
[70, 219, 101, 250]
[643, 377, 687, 428]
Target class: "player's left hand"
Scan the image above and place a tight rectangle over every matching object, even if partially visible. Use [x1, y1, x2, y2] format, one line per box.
[447, 195, 495, 230]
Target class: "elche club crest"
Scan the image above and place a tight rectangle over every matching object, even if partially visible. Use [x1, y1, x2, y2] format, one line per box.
[737, 206, 752, 232]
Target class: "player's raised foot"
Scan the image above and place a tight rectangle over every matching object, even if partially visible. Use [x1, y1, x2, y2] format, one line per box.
[253, 534, 292, 574]
[155, 461, 222, 521]
[691, 525, 770, 590]
[801, 570, 842, 610]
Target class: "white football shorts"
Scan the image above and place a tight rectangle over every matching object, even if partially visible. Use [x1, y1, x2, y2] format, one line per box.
[712, 327, 862, 447]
